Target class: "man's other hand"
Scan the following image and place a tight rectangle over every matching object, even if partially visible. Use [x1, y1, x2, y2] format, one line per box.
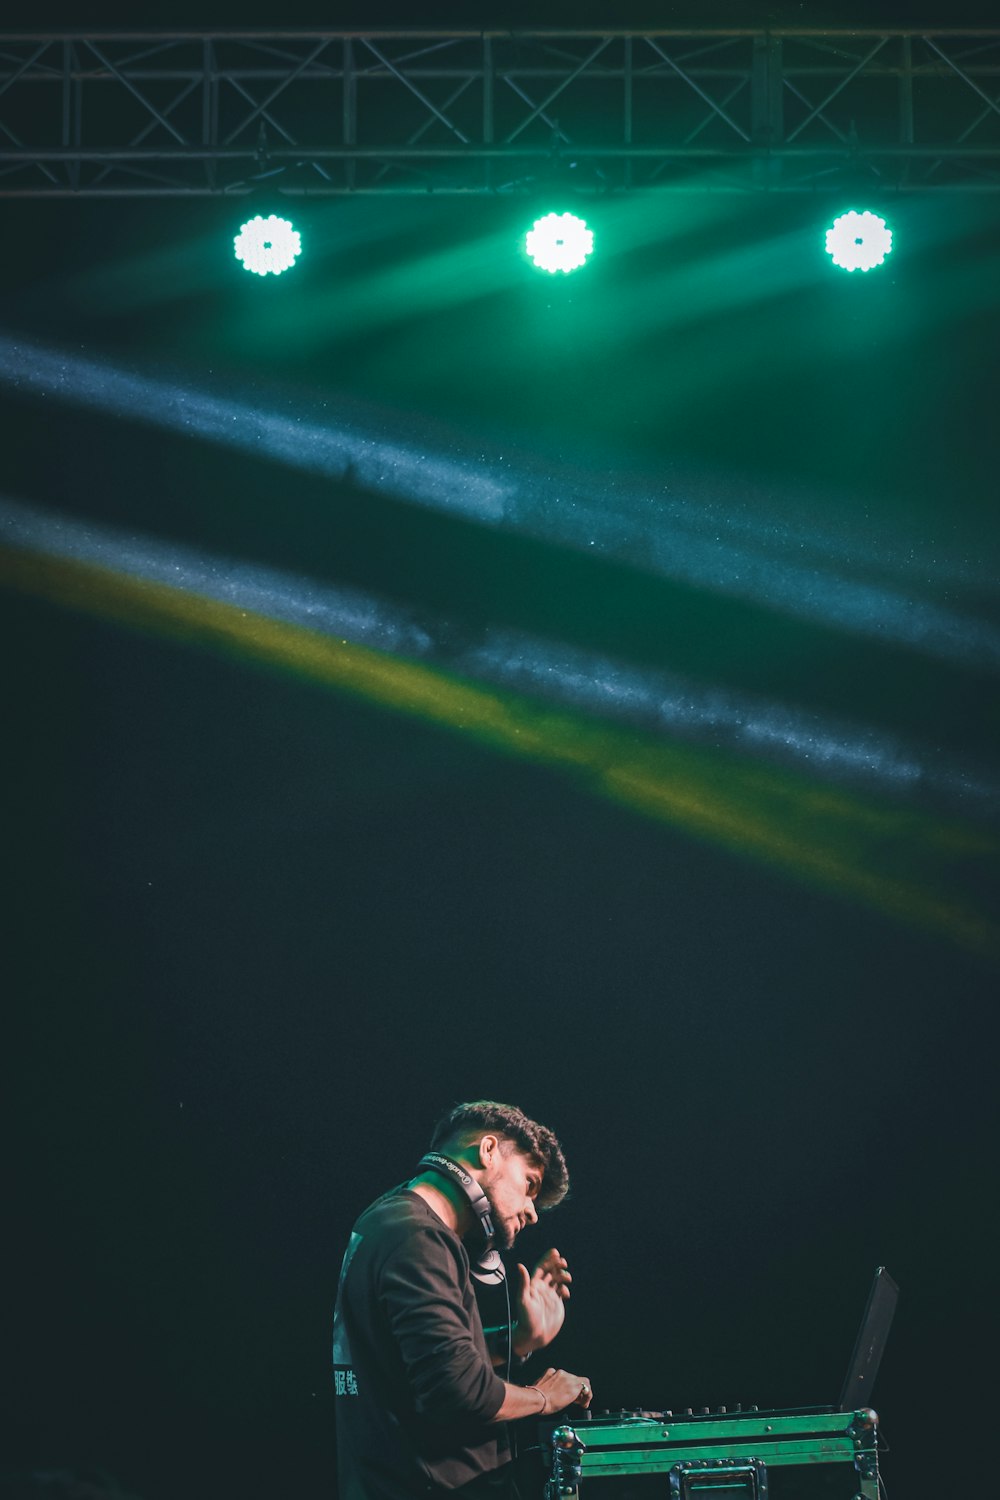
[535, 1366, 593, 1413]
[513, 1248, 572, 1355]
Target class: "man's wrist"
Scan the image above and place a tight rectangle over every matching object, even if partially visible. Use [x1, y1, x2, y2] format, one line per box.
[487, 1322, 531, 1366]
[510, 1320, 535, 1361]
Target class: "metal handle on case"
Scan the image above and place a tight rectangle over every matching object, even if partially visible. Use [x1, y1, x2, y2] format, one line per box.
[669, 1456, 768, 1499]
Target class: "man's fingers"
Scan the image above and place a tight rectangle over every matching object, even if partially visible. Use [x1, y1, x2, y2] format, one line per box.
[534, 1249, 564, 1272]
[534, 1252, 572, 1281]
[516, 1262, 531, 1297]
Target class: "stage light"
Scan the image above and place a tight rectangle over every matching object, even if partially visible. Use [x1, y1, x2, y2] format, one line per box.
[824, 211, 893, 273]
[233, 214, 302, 277]
[524, 212, 593, 274]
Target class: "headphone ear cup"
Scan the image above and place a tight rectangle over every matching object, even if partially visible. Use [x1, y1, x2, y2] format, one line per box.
[474, 1247, 506, 1286]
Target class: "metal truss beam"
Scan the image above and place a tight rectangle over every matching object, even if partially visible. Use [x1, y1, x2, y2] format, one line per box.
[2, 27, 1000, 196]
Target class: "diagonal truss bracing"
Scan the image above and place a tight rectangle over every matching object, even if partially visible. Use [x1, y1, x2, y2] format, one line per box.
[1, 27, 1000, 196]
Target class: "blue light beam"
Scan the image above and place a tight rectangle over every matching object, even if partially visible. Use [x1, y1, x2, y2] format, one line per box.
[0, 334, 997, 675]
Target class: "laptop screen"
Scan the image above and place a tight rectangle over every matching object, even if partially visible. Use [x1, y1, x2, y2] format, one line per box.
[838, 1265, 899, 1411]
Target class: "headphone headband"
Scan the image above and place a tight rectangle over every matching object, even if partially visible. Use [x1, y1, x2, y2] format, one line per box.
[416, 1152, 505, 1285]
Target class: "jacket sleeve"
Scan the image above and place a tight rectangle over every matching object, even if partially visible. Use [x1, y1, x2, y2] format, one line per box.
[378, 1227, 507, 1424]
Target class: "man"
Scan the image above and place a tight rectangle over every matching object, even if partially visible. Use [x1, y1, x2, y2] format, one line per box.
[333, 1100, 592, 1499]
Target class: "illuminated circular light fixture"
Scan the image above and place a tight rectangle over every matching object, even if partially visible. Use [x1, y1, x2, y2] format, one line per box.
[525, 212, 594, 274]
[824, 210, 893, 273]
[233, 214, 302, 276]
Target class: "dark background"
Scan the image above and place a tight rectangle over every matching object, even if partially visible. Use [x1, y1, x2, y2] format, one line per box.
[3, 7, 999, 1498]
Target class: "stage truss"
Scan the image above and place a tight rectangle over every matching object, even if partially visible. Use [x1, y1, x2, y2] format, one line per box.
[2, 27, 1000, 197]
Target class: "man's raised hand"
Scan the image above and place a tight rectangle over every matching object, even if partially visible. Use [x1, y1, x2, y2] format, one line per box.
[513, 1248, 573, 1356]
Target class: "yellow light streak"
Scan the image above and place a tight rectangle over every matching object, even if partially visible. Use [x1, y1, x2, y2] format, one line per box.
[2, 541, 997, 963]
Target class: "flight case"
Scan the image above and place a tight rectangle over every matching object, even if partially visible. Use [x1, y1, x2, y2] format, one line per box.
[542, 1408, 880, 1499]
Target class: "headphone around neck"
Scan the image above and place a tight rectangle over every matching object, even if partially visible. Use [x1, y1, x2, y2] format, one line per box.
[416, 1152, 506, 1285]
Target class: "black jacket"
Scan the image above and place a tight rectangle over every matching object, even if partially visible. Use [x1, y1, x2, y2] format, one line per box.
[334, 1187, 509, 1498]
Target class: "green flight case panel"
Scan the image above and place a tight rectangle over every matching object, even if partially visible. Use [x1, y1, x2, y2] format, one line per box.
[542, 1408, 880, 1499]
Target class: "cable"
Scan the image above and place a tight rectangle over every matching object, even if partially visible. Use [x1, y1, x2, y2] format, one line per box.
[502, 1270, 513, 1386]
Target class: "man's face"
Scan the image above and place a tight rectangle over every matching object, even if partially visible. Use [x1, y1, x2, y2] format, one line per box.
[480, 1145, 543, 1251]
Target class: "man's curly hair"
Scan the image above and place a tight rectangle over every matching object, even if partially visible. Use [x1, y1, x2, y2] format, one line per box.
[430, 1100, 569, 1209]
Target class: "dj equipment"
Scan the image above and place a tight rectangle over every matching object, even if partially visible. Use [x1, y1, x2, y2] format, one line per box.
[416, 1152, 505, 1285]
[543, 1407, 881, 1499]
[542, 1269, 895, 1499]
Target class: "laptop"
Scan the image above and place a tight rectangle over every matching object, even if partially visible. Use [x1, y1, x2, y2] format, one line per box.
[837, 1264, 899, 1411]
[657, 1264, 900, 1418]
